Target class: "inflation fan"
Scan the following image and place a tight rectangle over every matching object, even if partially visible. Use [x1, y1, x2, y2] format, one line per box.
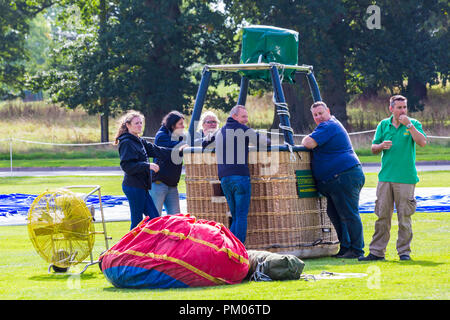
[27, 185, 110, 274]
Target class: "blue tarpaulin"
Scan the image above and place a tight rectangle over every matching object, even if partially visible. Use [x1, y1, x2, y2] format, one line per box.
[0, 193, 129, 217]
[0, 192, 447, 225]
[358, 194, 450, 213]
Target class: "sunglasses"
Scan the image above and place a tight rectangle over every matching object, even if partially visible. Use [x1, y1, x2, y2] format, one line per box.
[205, 120, 218, 124]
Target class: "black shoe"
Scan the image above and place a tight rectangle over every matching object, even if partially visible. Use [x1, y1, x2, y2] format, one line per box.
[358, 253, 385, 261]
[399, 255, 411, 261]
[339, 250, 363, 259]
[332, 247, 350, 258]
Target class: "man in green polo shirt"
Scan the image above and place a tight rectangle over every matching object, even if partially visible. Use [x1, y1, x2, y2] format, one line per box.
[359, 95, 427, 262]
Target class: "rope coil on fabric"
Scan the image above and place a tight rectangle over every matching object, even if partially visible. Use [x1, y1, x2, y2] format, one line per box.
[249, 258, 272, 282]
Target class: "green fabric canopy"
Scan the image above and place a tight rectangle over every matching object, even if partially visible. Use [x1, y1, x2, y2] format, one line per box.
[239, 25, 299, 83]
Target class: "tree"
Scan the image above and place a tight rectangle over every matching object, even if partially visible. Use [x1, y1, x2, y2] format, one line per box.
[31, 0, 239, 140]
[224, 0, 450, 130]
[0, 0, 55, 98]
[350, 0, 449, 111]
[223, 0, 367, 130]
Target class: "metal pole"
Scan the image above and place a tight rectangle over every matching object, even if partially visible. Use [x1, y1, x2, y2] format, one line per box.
[269, 65, 294, 146]
[306, 71, 322, 102]
[206, 63, 313, 72]
[188, 67, 212, 146]
[97, 187, 109, 250]
[9, 138, 12, 176]
[237, 76, 249, 106]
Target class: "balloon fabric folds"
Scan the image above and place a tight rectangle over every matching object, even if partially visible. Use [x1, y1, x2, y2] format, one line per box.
[99, 213, 249, 288]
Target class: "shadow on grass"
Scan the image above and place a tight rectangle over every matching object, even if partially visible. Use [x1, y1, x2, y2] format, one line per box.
[29, 272, 98, 281]
[304, 256, 445, 268]
[102, 281, 250, 293]
[384, 259, 445, 267]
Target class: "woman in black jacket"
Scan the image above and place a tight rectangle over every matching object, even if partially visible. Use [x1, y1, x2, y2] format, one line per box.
[114, 110, 172, 229]
[150, 111, 187, 215]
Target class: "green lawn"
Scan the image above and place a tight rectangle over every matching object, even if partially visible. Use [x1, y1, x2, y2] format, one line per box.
[0, 212, 448, 300]
[359, 153, 450, 163]
[0, 170, 448, 300]
[0, 154, 448, 168]
[0, 143, 448, 167]
[357, 143, 450, 163]
[0, 158, 120, 168]
[0, 171, 448, 196]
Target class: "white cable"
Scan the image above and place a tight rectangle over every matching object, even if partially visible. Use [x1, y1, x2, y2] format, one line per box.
[427, 136, 450, 139]
[348, 129, 376, 135]
[1, 133, 448, 147]
[4, 136, 156, 146]
[12, 138, 113, 146]
[257, 129, 450, 140]
[256, 129, 306, 137]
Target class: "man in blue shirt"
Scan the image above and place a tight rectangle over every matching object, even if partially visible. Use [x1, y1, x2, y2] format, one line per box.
[213, 105, 270, 244]
[302, 101, 365, 259]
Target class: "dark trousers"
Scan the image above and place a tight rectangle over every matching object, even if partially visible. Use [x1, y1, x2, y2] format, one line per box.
[122, 184, 160, 230]
[220, 175, 251, 244]
[316, 165, 366, 256]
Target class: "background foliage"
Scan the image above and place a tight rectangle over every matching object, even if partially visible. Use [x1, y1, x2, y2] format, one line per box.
[1, 0, 449, 138]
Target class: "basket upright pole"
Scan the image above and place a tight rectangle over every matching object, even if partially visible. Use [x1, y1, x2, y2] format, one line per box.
[269, 65, 294, 146]
[188, 67, 212, 146]
[306, 71, 322, 102]
[237, 76, 249, 106]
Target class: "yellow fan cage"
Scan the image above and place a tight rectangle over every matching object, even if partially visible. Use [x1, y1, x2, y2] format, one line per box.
[27, 189, 96, 270]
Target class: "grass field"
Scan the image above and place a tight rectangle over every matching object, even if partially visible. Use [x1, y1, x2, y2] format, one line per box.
[0, 141, 448, 168]
[0, 169, 448, 301]
[0, 85, 448, 159]
[0, 152, 448, 168]
[0, 212, 448, 300]
[0, 171, 449, 196]
[0, 91, 448, 302]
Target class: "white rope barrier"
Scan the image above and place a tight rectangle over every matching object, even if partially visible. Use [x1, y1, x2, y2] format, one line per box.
[256, 129, 450, 140]
[256, 129, 305, 137]
[256, 129, 379, 137]
[13, 138, 114, 146]
[0, 136, 155, 147]
[0, 130, 448, 146]
[427, 136, 450, 139]
[0, 132, 448, 176]
[348, 129, 376, 135]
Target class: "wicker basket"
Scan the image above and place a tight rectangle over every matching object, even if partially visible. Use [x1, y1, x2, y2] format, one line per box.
[184, 150, 339, 258]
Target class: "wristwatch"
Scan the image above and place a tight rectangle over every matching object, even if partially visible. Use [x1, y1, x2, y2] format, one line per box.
[406, 123, 413, 129]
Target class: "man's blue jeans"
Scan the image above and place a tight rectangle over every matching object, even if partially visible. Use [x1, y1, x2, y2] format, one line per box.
[122, 184, 159, 230]
[220, 175, 251, 244]
[316, 164, 365, 256]
[149, 181, 181, 216]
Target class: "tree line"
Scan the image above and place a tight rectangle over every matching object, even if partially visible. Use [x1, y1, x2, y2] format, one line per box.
[1, 0, 448, 140]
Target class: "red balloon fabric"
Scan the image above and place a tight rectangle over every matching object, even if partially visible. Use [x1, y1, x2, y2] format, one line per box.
[99, 213, 249, 288]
